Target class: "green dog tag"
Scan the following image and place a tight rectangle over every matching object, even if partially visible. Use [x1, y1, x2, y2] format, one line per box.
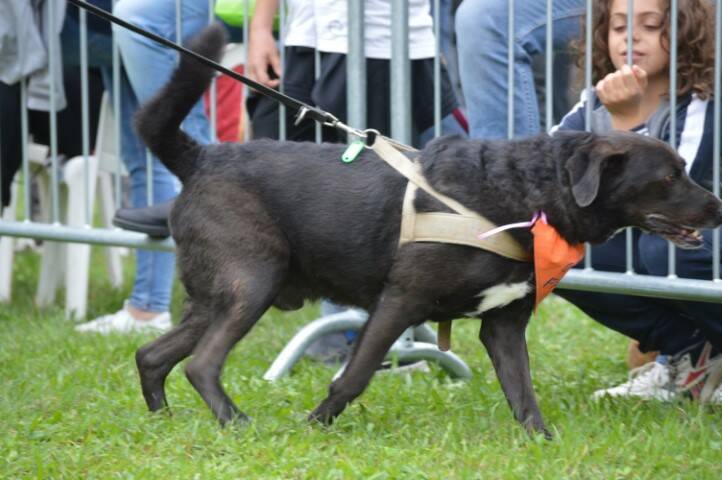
[342, 140, 365, 163]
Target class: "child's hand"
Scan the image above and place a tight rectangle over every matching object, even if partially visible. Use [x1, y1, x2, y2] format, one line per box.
[247, 29, 282, 89]
[595, 65, 648, 128]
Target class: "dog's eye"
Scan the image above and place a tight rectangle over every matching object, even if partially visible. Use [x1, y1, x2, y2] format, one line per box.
[663, 173, 676, 184]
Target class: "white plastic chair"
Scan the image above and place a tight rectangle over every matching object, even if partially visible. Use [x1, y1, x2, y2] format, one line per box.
[32, 93, 126, 319]
[0, 143, 49, 301]
[3, 44, 245, 315]
[0, 178, 20, 302]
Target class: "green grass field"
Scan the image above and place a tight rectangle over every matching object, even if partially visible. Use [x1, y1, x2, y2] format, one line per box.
[1, 247, 721, 479]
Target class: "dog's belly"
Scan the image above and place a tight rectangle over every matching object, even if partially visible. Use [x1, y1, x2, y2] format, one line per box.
[277, 261, 389, 311]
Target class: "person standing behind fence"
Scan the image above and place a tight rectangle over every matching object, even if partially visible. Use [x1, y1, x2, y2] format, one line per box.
[552, 0, 722, 403]
[247, 0, 466, 146]
[455, 0, 585, 138]
[75, 0, 212, 334]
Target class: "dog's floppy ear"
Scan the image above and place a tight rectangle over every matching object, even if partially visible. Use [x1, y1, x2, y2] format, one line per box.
[565, 140, 626, 207]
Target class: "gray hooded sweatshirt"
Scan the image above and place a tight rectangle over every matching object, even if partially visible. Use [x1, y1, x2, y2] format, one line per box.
[0, 0, 67, 111]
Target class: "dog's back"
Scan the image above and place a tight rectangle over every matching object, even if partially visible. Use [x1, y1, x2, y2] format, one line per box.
[176, 138, 414, 306]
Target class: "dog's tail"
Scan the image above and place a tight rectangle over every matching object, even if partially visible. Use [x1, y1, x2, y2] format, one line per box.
[134, 23, 228, 182]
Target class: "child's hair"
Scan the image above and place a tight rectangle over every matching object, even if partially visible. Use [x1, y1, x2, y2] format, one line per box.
[574, 0, 716, 99]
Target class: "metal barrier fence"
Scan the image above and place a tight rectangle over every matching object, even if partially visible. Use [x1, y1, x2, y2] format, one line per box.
[0, 0, 721, 313]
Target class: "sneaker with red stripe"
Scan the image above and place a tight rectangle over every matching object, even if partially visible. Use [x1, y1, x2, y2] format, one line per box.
[670, 341, 722, 400]
[592, 341, 722, 401]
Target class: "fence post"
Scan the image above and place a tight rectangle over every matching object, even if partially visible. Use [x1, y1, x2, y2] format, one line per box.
[391, 0, 411, 144]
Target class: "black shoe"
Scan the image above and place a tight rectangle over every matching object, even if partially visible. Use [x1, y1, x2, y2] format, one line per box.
[113, 200, 174, 238]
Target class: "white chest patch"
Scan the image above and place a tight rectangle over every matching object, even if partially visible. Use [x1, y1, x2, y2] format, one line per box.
[467, 282, 532, 316]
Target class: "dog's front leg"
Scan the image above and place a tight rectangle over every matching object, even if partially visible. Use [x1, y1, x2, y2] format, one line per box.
[309, 289, 427, 425]
[479, 299, 550, 439]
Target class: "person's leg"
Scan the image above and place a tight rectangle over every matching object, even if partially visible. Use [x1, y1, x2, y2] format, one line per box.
[0, 82, 22, 210]
[60, 12, 114, 69]
[56, 13, 113, 154]
[417, 111, 467, 147]
[639, 231, 722, 351]
[120, 70, 180, 315]
[113, 0, 210, 314]
[114, 0, 210, 144]
[75, 61, 177, 332]
[557, 232, 704, 355]
[455, 0, 584, 139]
[558, 232, 720, 400]
[437, 0, 463, 105]
[411, 56, 465, 146]
[638, 234, 722, 401]
[249, 46, 322, 142]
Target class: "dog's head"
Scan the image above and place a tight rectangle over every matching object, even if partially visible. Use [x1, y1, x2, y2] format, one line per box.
[564, 131, 722, 248]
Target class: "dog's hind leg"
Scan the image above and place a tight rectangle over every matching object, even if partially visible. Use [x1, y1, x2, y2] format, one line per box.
[184, 264, 286, 426]
[478, 300, 550, 438]
[308, 288, 427, 425]
[135, 303, 211, 412]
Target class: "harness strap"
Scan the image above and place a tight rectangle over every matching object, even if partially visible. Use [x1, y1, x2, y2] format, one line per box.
[377, 135, 531, 352]
[372, 136, 478, 217]
[374, 137, 531, 262]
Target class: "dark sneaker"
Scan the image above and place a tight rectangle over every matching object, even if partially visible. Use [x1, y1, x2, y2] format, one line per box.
[113, 200, 174, 238]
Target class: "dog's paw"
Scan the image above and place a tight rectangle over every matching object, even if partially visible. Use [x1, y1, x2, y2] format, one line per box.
[307, 407, 335, 426]
[219, 411, 252, 428]
[523, 421, 553, 441]
[148, 404, 172, 417]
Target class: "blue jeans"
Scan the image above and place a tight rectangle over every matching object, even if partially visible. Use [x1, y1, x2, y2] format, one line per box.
[558, 230, 722, 354]
[456, 0, 584, 139]
[418, 112, 467, 146]
[430, 0, 463, 104]
[111, 0, 211, 312]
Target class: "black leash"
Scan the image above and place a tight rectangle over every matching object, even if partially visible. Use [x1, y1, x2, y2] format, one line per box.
[66, 0, 344, 129]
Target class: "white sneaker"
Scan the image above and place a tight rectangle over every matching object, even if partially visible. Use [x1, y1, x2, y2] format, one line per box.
[75, 300, 172, 335]
[592, 361, 677, 401]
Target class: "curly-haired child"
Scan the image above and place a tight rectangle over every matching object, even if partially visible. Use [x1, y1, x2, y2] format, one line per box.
[553, 0, 722, 403]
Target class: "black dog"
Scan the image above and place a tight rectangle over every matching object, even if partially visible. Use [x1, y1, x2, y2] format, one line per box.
[133, 24, 722, 437]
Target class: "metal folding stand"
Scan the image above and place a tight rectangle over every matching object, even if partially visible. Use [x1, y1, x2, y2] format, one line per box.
[263, 309, 472, 381]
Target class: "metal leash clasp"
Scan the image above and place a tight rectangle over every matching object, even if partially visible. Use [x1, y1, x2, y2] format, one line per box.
[361, 129, 380, 148]
[293, 106, 309, 126]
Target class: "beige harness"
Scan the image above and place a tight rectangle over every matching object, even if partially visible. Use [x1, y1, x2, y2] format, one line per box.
[369, 136, 531, 351]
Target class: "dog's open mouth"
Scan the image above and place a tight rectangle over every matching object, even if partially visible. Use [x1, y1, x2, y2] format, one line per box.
[644, 214, 704, 249]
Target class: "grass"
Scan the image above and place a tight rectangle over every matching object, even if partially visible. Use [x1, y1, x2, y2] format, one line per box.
[1, 246, 721, 479]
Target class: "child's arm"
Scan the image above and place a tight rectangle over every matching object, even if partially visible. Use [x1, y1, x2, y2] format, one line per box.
[595, 64, 649, 130]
